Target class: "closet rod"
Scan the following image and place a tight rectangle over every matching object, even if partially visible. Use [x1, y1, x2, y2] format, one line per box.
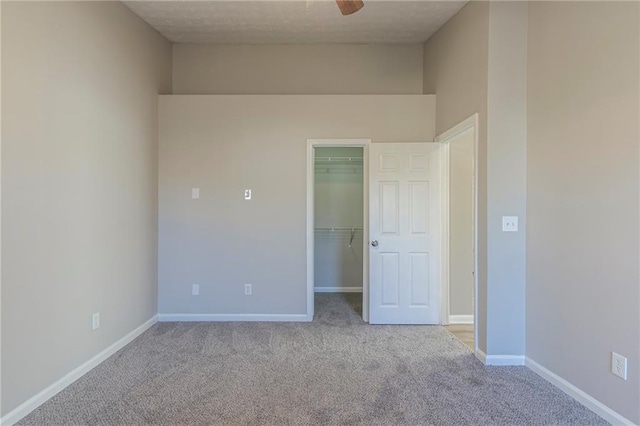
[314, 227, 363, 231]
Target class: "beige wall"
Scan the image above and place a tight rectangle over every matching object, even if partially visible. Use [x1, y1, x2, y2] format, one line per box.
[422, 38, 437, 95]
[1, 1, 171, 416]
[426, 0, 639, 420]
[173, 44, 424, 95]
[424, 0, 528, 358]
[158, 95, 435, 316]
[485, 1, 527, 356]
[423, 0, 490, 351]
[449, 129, 474, 316]
[526, 2, 640, 423]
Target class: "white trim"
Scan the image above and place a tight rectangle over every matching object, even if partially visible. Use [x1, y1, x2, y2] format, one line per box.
[435, 114, 479, 144]
[436, 114, 479, 352]
[440, 141, 451, 325]
[485, 355, 525, 366]
[306, 139, 371, 323]
[0, 315, 158, 426]
[526, 357, 635, 426]
[314, 287, 363, 293]
[362, 142, 370, 322]
[306, 141, 315, 321]
[158, 313, 309, 322]
[475, 349, 525, 366]
[448, 314, 474, 324]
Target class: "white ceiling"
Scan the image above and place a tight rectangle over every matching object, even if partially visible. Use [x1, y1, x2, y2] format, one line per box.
[123, 1, 468, 44]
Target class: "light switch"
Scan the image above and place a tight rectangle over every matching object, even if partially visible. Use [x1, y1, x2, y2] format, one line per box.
[192, 188, 200, 199]
[502, 216, 518, 232]
[244, 189, 252, 200]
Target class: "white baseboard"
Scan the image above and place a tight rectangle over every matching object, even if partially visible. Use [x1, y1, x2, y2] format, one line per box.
[485, 355, 525, 366]
[525, 357, 635, 426]
[314, 287, 363, 293]
[1, 315, 158, 426]
[158, 313, 311, 322]
[448, 314, 474, 324]
[475, 349, 525, 366]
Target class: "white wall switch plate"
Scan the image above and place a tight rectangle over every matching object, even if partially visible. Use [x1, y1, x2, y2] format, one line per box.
[92, 312, 100, 330]
[244, 283, 252, 295]
[502, 216, 518, 232]
[192, 284, 200, 296]
[611, 352, 628, 380]
[244, 189, 251, 200]
[192, 188, 200, 199]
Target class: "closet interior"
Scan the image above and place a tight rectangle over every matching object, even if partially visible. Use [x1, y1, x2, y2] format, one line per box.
[313, 147, 364, 294]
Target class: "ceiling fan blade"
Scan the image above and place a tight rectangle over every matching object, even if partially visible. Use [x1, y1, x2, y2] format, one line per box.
[336, 0, 364, 15]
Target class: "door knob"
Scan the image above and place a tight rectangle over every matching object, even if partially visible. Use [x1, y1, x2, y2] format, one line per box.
[371, 240, 378, 247]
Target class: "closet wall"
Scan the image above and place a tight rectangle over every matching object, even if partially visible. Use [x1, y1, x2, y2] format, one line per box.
[314, 148, 363, 292]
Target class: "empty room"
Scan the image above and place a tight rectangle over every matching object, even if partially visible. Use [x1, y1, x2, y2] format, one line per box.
[1, 1, 639, 425]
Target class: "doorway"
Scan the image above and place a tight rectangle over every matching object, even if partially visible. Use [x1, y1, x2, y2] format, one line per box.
[436, 114, 479, 351]
[306, 139, 371, 322]
[314, 147, 364, 319]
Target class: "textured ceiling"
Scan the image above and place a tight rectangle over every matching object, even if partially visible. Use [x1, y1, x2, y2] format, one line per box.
[123, 1, 468, 44]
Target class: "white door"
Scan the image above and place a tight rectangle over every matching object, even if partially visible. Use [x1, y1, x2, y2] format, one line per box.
[369, 143, 440, 324]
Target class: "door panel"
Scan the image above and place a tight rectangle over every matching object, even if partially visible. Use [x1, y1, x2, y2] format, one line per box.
[369, 143, 440, 324]
[409, 252, 429, 306]
[380, 182, 400, 235]
[409, 182, 429, 234]
[380, 253, 400, 306]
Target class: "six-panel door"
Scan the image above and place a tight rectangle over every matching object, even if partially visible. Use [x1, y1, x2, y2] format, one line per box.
[369, 143, 440, 324]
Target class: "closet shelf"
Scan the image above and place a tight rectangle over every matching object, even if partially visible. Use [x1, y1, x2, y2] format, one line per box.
[314, 227, 363, 231]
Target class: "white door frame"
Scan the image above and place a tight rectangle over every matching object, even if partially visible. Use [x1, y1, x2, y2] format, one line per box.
[306, 139, 371, 322]
[435, 114, 479, 348]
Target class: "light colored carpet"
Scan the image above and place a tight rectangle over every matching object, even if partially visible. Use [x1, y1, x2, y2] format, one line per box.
[20, 294, 606, 425]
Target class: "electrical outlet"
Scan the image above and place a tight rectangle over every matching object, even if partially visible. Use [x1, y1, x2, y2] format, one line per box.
[244, 283, 252, 296]
[611, 352, 628, 380]
[244, 189, 252, 200]
[192, 188, 200, 199]
[502, 216, 518, 232]
[192, 284, 200, 296]
[92, 313, 100, 330]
